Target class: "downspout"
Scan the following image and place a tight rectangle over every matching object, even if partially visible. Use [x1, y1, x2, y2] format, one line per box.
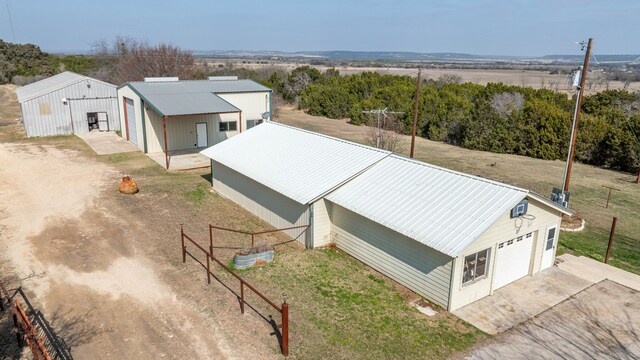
[141, 99, 148, 153]
[308, 203, 314, 249]
[239, 111, 242, 133]
[163, 116, 169, 170]
[447, 257, 456, 311]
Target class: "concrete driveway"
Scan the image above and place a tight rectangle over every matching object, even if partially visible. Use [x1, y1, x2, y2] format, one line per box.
[454, 267, 592, 334]
[466, 280, 640, 359]
[76, 130, 139, 155]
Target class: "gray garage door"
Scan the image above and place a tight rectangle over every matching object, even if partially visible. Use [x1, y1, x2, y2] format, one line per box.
[125, 98, 137, 145]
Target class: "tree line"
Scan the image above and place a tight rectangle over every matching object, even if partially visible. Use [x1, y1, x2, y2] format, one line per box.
[265, 66, 640, 173]
[2, 38, 638, 172]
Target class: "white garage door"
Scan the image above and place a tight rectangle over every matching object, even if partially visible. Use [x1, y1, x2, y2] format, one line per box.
[493, 232, 534, 289]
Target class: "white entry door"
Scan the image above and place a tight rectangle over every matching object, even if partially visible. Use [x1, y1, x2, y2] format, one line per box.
[493, 232, 534, 289]
[196, 122, 208, 147]
[541, 226, 558, 270]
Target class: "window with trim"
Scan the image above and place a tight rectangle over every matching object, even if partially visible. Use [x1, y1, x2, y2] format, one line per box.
[219, 121, 238, 132]
[246, 119, 263, 129]
[463, 248, 490, 285]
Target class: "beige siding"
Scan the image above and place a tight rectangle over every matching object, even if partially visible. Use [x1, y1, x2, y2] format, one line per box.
[211, 160, 310, 245]
[146, 110, 224, 153]
[312, 199, 331, 248]
[217, 92, 270, 129]
[330, 204, 453, 309]
[448, 196, 563, 311]
[117, 86, 144, 149]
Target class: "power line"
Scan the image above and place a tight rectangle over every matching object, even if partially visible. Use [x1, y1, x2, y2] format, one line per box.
[5, 0, 16, 41]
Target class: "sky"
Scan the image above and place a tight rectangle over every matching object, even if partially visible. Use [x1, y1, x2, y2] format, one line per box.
[1, 0, 638, 56]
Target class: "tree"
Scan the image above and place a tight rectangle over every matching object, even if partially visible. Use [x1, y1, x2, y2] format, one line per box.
[90, 37, 195, 84]
[363, 112, 407, 153]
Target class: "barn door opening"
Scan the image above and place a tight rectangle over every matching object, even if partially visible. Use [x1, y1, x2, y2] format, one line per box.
[87, 112, 99, 131]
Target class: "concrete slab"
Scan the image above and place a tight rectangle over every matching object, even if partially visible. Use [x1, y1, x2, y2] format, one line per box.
[454, 267, 592, 334]
[147, 150, 210, 171]
[557, 254, 640, 291]
[76, 131, 139, 155]
[466, 280, 640, 359]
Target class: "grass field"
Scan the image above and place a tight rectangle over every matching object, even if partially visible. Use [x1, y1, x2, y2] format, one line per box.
[277, 106, 640, 275]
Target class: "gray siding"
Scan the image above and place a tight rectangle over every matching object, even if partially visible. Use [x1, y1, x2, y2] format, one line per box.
[330, 203, 453, 308]
[211, 160, 310, 245]
[20, 78, 119, 137]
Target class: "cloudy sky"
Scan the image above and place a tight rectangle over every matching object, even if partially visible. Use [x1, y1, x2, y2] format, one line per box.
[1, 0, 638, 56]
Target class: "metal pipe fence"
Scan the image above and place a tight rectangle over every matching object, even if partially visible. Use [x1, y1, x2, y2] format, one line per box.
[181, 226, 291, 356]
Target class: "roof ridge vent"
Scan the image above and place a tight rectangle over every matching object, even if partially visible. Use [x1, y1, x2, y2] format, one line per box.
[208, 76, 238, 81]
[144, 77, 180, 82]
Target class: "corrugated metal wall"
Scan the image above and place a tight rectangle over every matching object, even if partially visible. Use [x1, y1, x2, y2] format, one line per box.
[330, 203, 454, 309]
[312, 199, 332, 248]
[21, 78, 119, 137]
[212, 160, 310, 245]
[146, 109, 228, 153]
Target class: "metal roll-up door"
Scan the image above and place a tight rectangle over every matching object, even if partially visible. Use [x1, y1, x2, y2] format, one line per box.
[125, 98, 137, 145]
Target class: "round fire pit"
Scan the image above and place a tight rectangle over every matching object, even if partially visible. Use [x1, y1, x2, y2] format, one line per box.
[233, 245, 275, 269]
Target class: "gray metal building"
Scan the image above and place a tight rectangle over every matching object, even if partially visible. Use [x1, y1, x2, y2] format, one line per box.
[16, 71, 120, 137]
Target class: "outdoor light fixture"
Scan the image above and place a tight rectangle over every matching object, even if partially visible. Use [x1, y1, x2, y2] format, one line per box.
[61, 98, 68, 105]
[86, 80, 91, 88]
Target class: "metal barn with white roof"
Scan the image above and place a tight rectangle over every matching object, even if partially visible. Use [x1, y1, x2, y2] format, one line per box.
[16, 71, 120, 137]
[200, 121, 573, 311]
[117, 76, 271, 169]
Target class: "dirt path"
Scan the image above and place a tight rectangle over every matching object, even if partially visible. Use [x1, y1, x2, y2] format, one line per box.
[0, 143, 241, 359]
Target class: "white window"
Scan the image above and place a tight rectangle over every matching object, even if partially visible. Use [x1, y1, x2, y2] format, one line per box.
[246, 119, 263, 129]
[463, 248, 491, 285]
[219, 121, 237, 132]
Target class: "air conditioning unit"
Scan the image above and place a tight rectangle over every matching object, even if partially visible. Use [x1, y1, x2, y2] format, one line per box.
[510, 199, 529, 218]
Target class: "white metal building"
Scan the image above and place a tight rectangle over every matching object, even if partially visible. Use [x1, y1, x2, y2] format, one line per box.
[15, 72, 120, 137]
[201, 121, 573, 311]
[117, 76, 271, 169]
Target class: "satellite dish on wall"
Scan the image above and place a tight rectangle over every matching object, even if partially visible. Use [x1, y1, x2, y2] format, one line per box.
[261, 112, 270, 120]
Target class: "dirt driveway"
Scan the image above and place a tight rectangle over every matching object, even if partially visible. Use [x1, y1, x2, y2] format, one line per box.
[0, 142, 273, 359]
[466, 280, 640, 359]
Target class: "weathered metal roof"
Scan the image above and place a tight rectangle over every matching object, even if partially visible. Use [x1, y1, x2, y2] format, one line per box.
[200, 121, 391, 204]
[143, 92, 240, 116]
[325, 154, 530, 257]
[16, 71, 114, 103]
[126, 79, 271, 95]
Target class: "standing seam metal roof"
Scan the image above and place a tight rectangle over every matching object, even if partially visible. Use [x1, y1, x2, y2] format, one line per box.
[16, 71, 115, 103]
[325, 154, 530, 257]
[200, 121, 391, 204]
[124, 79, 270, 116]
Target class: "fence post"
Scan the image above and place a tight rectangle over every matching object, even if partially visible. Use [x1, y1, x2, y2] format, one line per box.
[282, 301, 289, 357]
[209, 225, 214, 256]
[13, 313, 22, 346]
[636, 170, 640, 184]
[240, 282, 245, 314]
[181, 224, 186, 263]
[206, 255, 211, 284]
[605, 217, 617, 264]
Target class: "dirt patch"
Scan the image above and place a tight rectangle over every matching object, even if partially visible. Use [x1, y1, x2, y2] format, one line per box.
[561, 214, 585, 230]
[30, 209, 134, 273]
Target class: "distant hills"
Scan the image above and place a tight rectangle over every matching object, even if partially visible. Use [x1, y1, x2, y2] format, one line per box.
[193, 50, 640, 64]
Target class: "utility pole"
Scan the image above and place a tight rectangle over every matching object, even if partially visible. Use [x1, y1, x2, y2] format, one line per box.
[562, 38, 593, 195]
[362, 108, 405, 149]
[410, 69, 422, 158]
